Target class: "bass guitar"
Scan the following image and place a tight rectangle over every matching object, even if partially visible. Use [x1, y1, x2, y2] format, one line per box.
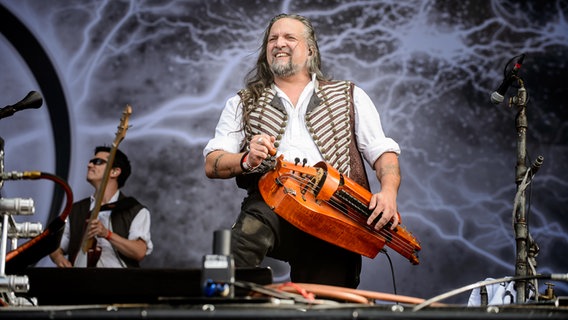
[258, 155, 421, 264]
[73, 105, 132, 267]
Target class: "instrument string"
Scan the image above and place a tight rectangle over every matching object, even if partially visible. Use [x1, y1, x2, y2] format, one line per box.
[326, 195, 415, 255]
[277, 171, 418, 257]
[280, 170, 414, 254]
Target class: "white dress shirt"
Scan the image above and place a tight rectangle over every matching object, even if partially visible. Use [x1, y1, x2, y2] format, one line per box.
[203, 74, 400, 167]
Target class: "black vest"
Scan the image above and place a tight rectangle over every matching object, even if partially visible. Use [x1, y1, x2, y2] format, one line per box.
[67, 193, 146, 268]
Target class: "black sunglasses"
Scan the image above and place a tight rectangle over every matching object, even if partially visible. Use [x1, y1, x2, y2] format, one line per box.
[89, 158, 108, 166]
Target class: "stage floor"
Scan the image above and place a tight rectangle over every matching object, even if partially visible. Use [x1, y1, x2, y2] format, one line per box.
[1, 300, 568, 319]
[1, 268, 567, 319]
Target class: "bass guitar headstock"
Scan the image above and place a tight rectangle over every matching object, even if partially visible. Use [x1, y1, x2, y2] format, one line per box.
[113, 105, 132, 148]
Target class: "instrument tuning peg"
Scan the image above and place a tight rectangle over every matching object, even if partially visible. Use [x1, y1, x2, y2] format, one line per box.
[294, 158, 301, 165]
[302, 158, 308, 167]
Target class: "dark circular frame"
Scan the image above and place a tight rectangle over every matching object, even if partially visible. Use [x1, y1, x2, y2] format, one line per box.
[0, 4, 71, 222]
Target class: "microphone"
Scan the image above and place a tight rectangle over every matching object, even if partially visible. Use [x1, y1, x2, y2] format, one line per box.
[490, 54, 525, 104]
[0, 91, 43, 120]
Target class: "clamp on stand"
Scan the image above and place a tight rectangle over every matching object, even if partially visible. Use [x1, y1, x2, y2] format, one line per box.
[0, 212, 38, 306]
[0, 137, 41, 305]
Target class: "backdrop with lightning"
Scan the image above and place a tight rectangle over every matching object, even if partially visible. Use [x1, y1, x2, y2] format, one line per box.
[0, 0, 566, 303]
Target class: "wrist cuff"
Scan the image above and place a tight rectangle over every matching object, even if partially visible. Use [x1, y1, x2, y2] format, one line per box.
[240, 151, 252, 172]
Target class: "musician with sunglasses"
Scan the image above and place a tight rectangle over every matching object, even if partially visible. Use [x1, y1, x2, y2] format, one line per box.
[50, 146, 153, 268]
[203, 14, 401, 288]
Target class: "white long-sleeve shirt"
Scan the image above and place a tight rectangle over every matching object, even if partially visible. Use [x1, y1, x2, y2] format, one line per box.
[204, 75, 400, 167]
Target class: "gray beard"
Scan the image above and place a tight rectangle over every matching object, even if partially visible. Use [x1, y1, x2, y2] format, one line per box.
[271, 59, 299, 77]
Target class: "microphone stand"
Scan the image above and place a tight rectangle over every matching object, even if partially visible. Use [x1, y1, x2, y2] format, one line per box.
[509, 77, 542, 303]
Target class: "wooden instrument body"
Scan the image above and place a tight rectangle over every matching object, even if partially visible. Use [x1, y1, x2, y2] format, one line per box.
[259, 155, 421, 264]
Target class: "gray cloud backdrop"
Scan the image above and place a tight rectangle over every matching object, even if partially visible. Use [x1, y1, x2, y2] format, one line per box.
[0, 0, 566, 304]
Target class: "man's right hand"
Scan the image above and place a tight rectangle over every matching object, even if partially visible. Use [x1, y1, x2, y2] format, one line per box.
[49, 248, 73, 268]
[248, 134, 276, 167]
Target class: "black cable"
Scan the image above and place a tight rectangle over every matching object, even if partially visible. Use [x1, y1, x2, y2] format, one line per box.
[382, 249, 398, 298]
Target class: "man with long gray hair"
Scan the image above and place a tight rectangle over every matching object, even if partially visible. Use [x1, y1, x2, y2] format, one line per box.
[204, 13, 401, 288]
